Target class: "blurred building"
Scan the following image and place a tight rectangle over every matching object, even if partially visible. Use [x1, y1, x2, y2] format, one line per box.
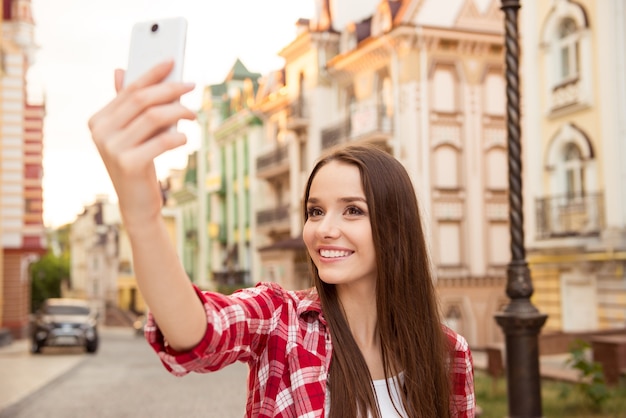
[69, 196, 120, 319]
[196, 59, 263, 292]
[0, 0, 46, 340]
[165, 157, 204, 286]
[187, 0, 509, 348]
[523, 0, 626, 335]
[245, 1, 510, 347]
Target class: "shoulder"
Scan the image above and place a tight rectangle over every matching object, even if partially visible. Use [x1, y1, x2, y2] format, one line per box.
[442, 324, 470, 354]
[230, 282, 322, 316]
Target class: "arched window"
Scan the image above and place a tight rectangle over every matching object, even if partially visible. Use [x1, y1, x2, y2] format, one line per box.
[557, 17, 580, 82]
[563, 142, 584, 199]
[546, 123, 594, 198]
[432, 68, 456, 113]
[540, 0, 591, 112]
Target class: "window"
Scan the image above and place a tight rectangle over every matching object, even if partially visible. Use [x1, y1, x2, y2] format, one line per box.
[434, 145, 459, 190]
[564, 143, 584, 198]
[437, 222, 462, 266]
[541, 0, 591, 112]
[545, 123, 595, 200]
[432, 68, 456, 113]
[484, 73, 505, 116]
[486, 148, 507, 190]
[557, 18, 580, 82]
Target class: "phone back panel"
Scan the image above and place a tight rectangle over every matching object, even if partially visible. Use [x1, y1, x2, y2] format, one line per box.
[124, 17, 187, 86]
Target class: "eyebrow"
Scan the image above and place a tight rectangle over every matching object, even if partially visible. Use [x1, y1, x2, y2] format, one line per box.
[307, 196, 368, 204]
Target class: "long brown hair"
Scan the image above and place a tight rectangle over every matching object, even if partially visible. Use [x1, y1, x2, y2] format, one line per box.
[303, 144, 452, 417]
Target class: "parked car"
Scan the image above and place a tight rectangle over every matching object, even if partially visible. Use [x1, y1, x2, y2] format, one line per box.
[31, 298, 99, 354]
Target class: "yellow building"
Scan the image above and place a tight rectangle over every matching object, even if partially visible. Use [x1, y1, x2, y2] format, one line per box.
[115, 190, 184, 315]
[522, 0, 626, 334]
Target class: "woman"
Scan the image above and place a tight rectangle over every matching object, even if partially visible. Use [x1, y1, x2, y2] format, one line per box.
[88, 61, 475, 417]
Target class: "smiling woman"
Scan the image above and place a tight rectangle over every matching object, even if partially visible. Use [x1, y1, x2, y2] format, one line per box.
[87, 51, 475, 415]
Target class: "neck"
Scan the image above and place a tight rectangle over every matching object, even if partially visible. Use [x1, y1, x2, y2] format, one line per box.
[336, 282, 378, 349]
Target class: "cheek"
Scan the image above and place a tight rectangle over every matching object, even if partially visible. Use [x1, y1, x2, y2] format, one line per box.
[302, 222, 315, 253]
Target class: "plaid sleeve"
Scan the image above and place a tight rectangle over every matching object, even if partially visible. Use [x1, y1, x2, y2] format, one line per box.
[445, 326, 476, 418]
[145, 282, 287, 376]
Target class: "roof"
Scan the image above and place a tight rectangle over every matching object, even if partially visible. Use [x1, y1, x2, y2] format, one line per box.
[225, 58, 261, 82]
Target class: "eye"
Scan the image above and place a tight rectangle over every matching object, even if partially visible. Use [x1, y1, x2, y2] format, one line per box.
[307, 207, 324, 218]
[345, 206, 364, 216]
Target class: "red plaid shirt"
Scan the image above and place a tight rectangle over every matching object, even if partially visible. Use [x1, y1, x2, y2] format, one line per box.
[146, 282, 475, 417]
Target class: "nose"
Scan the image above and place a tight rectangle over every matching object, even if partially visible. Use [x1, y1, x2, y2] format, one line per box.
[316, 213, 340, 239]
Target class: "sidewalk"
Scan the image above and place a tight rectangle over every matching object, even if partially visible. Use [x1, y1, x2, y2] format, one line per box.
[0, 336, 88, 412]
[0, 335, 581, 414]
[473, 349, 580, 382]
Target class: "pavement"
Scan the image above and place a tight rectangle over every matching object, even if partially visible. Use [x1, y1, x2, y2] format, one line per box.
[472, 348, 579, 382]
[0, 330, 580, 414]
[0, 327, 127, 413]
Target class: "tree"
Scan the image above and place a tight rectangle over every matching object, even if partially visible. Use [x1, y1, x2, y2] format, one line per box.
[30, 250, 70, 312]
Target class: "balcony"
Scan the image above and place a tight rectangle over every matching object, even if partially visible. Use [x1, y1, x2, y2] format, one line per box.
[286, 100, 308, 130]
[321, 104, 393, 150]
[256, 145, 289, 179]
[536, 192, 605, 239]
[213, 270, 249, 287]
[321, 118, 351, 149]
[257, 205, 290, 232]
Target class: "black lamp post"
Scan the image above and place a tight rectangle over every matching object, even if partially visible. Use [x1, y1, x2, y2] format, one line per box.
[494, 1, 548, 417]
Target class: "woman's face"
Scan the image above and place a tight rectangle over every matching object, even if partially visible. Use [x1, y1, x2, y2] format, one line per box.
[303, 161, 377, 290]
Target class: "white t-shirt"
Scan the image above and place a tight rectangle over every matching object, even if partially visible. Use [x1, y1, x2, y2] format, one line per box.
[325, 374, 408, 417]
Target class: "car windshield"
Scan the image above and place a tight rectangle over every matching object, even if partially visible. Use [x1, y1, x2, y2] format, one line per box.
[45, 305, 90, 316]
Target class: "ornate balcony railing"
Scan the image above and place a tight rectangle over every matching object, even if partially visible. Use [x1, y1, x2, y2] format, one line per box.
[321, 118, 351, 149]
[256, 145, 289, 172]
[213, 270, 249, 287]
[552, 77, 580, 111]
[289, 100, 309, 119]
[535, 192, 605, 239]
[321, 104, 393, 150]
[256, 204, 289, 227]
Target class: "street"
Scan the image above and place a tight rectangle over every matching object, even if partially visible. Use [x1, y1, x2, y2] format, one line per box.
[0, 327, 248, 418]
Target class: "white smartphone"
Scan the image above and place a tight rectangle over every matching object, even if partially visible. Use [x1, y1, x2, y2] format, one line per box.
[124, 17, 188, 87]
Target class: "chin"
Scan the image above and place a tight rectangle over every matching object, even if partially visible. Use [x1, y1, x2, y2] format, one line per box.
[317, 274, 345, 286]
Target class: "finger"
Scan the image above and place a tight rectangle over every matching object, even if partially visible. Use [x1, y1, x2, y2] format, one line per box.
[111, 82, 195, 131]
[114, 69, 125, 93]
[90, 82, 195, 148]
[90, 61, 177, 129]
[117, 130, 189, 174]
[122, 60, 175, 92]
[113, 101, 196, 149]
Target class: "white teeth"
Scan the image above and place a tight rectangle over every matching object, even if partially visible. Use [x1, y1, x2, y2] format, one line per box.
[320, 249, 351, 258]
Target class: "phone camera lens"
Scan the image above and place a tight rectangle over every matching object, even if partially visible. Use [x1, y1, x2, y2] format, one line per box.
[151, 23, 159, 33]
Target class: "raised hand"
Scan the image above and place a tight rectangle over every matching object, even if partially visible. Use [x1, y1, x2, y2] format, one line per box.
[88, 60, 196, 232]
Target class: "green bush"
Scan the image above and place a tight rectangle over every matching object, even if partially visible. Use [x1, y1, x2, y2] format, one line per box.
[561, 339, 610, 411]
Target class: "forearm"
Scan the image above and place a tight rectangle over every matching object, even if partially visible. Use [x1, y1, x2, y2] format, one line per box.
[129, 217, 207, 351]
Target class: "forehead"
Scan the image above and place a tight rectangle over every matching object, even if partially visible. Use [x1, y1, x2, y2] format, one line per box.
[309, 161, 364, 196]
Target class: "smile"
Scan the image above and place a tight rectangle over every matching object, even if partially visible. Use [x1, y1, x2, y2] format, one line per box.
[319, 249, 352, 258]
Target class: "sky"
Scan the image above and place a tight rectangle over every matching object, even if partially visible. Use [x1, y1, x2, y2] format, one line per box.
[28, 0, 314, 227]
